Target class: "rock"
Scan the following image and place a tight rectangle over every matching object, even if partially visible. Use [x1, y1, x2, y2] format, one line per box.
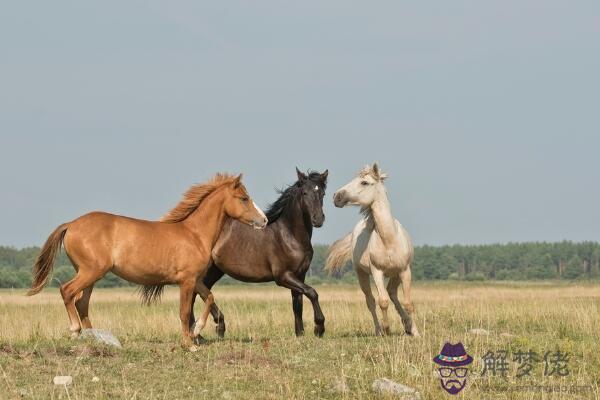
[221, 391, 232, 399]
[500, 332, 516, 338]
[91, 376, 100, 383]
[469, 328, 490, 335]
[330, 376, 349, 394]
[53, 376, 73, 386]
[80, 329, 122, 348]
[372, 378, 420, 399]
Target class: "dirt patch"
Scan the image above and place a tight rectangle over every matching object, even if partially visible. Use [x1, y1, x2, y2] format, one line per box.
[49, 344, 115, 358]
[70, 344, 115, 357]
[1, 343, 16, 355]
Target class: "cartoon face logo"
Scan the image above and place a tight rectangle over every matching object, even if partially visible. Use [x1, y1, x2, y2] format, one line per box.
[433, 342, 473, 395]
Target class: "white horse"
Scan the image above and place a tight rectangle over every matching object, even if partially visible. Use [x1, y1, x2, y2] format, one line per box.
[326, 163, 419, 336]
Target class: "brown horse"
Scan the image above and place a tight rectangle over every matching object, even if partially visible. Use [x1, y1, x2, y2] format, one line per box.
[28, 173, 267, 349]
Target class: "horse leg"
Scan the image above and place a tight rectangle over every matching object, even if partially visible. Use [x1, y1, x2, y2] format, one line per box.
[191, 271, 226, 340]
[60, 270, 100, 337]
[399, 267, 419, 336]
[370, 268, 391, 335]
[189, 292, 197, 331]
[192, 292, 215, 338]
[203, 265, 226, 337]
[387, 276, 412, 335]
[192, 281, 215, 336]
[179, 279, 197, 350]
[356, 268, 382, 336]
[75, 284, 95, 330]
[276, 272, 325, 337]
[291, 289, 304, 336]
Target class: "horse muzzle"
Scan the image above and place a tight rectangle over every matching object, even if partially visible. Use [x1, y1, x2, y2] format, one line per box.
[312, 214, 325, 228]
[333, 191, 347, 208]
[252, 216, 268, 229]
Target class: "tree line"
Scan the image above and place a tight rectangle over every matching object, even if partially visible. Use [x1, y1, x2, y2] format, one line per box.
[1, 241, 599, 288]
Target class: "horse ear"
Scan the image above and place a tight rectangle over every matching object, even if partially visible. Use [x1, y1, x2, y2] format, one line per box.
[233, 174, 243, 188]
[321, 169, 329, 182]
[372, 163, 387, 181]
[296, 167, 308, 182]
[372, 163, 380, 178]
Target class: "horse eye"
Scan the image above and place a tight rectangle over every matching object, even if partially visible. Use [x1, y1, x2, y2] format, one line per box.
[361, 181, 369, 186]
[241, 197, 249, 202]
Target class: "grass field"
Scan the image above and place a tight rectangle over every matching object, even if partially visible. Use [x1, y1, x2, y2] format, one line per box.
[0, 282, 598, 399]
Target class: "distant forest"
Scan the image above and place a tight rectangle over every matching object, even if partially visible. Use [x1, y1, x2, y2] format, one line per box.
[1, 241, 599, 289]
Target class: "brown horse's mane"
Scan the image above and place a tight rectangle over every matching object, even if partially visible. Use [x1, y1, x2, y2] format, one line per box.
[160, 173, 237, 223]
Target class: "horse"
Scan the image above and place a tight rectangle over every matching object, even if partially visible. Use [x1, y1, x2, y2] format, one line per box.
[326, 163, 419, 336]
[188, 168, 328, 338]
[28, 173, 268, 350]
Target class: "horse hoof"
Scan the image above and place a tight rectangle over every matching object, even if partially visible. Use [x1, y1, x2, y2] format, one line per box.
[314, 325, 325, 338]
[216, 324, 226, 338]
[69, 330, 81, 339]
[189, 345, 199, 352]
[192, 335, 207, 345]
[295, 330, 305, 337]
[383, 327, 391, 336]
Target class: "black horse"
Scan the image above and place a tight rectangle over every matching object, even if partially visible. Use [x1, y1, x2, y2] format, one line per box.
[191, 168, 328, 337]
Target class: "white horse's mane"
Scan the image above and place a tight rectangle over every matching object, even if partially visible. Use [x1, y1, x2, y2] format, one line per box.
[358, 164, 388, 181]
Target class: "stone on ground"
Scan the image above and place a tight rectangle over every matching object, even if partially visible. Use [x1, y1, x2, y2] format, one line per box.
[80, 329, 122, 348]
[372, 378, 420, 399]
[53, 376, 73, 386]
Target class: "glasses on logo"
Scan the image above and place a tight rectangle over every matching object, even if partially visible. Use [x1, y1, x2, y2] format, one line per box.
[438, 367, 468, 378]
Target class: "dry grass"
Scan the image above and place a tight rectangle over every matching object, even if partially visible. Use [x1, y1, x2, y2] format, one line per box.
[0, 282, 598, 399]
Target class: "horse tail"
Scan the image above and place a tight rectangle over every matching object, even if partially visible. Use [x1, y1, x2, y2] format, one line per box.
[325, 232, 353, 274]
[138, 285, 165, 305]
[28, 223, 69, 296]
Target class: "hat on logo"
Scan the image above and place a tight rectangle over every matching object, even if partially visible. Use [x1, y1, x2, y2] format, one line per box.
[433, 342, 473, 367]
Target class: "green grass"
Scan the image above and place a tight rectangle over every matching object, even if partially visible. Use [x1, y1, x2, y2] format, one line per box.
[1, 282, 599, 399]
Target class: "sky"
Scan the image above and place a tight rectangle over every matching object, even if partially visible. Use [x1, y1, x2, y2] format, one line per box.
[1, 1, 599, 248]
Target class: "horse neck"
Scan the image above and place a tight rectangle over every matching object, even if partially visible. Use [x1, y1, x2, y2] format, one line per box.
[183, 187, 229, 249]
[280, 196, 313, 244]
[368, 187, 398, 247]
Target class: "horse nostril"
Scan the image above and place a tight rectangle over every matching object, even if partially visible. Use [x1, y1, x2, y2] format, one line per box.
[333, 192, 344, 206]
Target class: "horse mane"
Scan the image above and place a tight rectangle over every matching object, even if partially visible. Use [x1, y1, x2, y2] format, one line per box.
[358, 165, 387, 221]
[265, 171, 326, 224]
[161, 173, 237, 223]
[358, 164, 388, 180]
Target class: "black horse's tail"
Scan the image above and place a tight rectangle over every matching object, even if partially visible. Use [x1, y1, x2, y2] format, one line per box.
[138, 285, 165, 305]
